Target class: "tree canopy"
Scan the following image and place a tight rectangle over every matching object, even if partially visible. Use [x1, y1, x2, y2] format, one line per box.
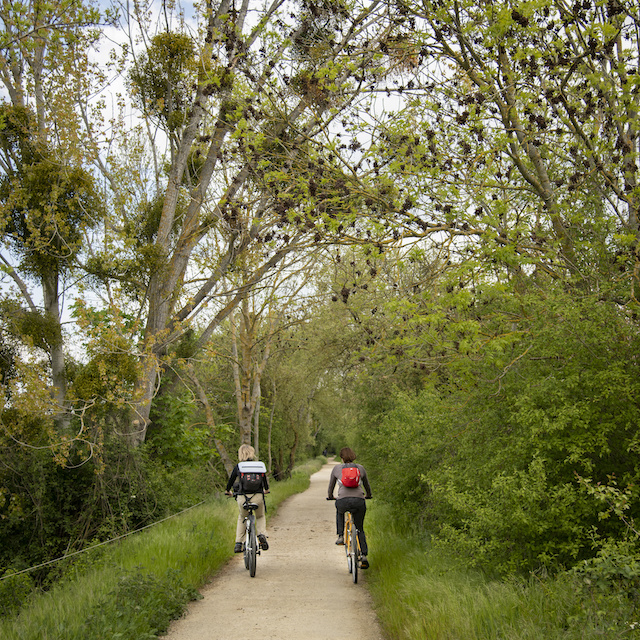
[1, 0, 640, 591]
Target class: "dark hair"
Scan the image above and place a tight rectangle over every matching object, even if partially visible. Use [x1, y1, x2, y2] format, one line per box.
[340, 447, 356, 463]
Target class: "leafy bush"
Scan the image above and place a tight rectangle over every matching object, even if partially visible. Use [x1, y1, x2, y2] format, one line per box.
[146, 389, 220, 470]
[357, 387, 447, 528]
[0, 571, 33, 617]
[357, 290, 640, 575]
[0, 434, 217, 588]
[567, 541, 640, 634]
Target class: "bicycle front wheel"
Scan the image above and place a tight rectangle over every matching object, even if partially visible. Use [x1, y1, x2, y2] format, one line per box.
[248, 518, 258, 577]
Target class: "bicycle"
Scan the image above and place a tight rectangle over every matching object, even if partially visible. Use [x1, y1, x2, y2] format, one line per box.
[234, 493, 261, 577]
[327, 495, 370, 583]
[343, 510, 364, 584]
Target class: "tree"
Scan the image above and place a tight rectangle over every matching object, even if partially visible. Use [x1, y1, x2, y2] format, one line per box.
[90, 0, 409, 444]
[0, 105, 102, 417]
[370, 0, 640, 299]
[0, 0, 103, 422]
[228, 250, 318, 454]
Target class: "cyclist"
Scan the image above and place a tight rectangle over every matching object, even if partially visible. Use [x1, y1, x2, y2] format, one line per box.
[225, 444, 269, 554]
[327, 447, 372, 569]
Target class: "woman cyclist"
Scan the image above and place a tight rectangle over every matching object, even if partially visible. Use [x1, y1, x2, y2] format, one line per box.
[327, 447, 372, 569]
[225, 444, 269, 553]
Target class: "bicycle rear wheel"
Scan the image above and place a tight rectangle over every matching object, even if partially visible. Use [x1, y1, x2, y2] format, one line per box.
[243, 522, 251, 570]
[344, 515, 353, 574]
[351, 527, 359, 584]
[248, 518, 257, 577]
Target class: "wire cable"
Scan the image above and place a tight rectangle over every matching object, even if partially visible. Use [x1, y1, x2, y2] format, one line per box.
[0, 500, 207, 582]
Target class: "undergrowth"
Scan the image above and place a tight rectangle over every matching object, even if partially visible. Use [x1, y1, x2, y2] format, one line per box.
[367, 503, 640, 639]
[0, 457, 324, 640]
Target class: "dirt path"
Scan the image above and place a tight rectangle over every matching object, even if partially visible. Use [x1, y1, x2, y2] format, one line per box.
[164, 462, 385, 640]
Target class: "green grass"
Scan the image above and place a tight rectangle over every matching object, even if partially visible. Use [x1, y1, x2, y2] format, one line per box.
[17, 457, 635, 640]
[366, 503, 640, 640]
[7, 457, 637, 640]
[0, 457, 325, 640]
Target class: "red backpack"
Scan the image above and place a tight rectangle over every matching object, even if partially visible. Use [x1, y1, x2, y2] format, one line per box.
[341, 464, 361, 488]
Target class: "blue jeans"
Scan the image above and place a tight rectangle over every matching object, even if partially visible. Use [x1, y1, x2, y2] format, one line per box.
[336, 497, 368, 555]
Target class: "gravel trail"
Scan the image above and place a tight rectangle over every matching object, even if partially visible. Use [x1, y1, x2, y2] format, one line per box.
[164, 461, 385, 640]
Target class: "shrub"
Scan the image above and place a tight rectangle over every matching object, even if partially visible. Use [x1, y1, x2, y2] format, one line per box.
[358, 292, 640, 575]
[0, 570, 33, 617]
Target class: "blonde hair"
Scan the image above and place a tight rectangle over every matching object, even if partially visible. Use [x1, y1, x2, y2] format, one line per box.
[238, 444, 256, 462]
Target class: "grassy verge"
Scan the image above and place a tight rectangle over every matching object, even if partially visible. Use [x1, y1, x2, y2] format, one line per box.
[366, 503, 639, 640]
[0, 457, 325, 640]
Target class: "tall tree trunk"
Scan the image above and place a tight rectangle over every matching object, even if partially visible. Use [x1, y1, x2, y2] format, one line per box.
[231, 310, 252, 445]
[42, 270, 66, 416]
[287, 427, 299, 475]
[129, 354, 159, 446]
[231, 303, 275, 449]
[267, 379, 276, 474]
[189, 369, 234, 475]
[253, 381, 261, 458]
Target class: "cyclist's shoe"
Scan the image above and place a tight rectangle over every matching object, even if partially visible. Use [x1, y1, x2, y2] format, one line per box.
[234, 542, 243, 553]
[258, 534, 269, 551]
[360, 556, 369, 569]
[335, 535, 344, 545]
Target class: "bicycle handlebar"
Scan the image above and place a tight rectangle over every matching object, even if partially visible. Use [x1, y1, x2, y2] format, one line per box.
[226, 490, 270, 497]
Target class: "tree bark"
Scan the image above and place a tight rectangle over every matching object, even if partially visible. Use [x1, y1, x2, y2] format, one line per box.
[42, 270, 67, 418]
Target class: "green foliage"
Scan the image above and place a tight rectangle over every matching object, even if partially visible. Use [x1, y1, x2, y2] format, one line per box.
[357, 387, 447, 527]
[147, 390, 217, 469]
[571, 540, 640, 592]
[0, 435, 216, 586]
[0, 570, 33, 617]
[0, 298, 62, 363]
[70, 351, 138, 404]
[367, 503, 640, 639]
[352, 277, 640, 574]
[0, 103, 102, 278]
[75, 568, 200, 640]
[68, 302, 140, 411]
[3, 162, 99, 273]
[126, 192, 190, 247]
[0, 104, 38, 165]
